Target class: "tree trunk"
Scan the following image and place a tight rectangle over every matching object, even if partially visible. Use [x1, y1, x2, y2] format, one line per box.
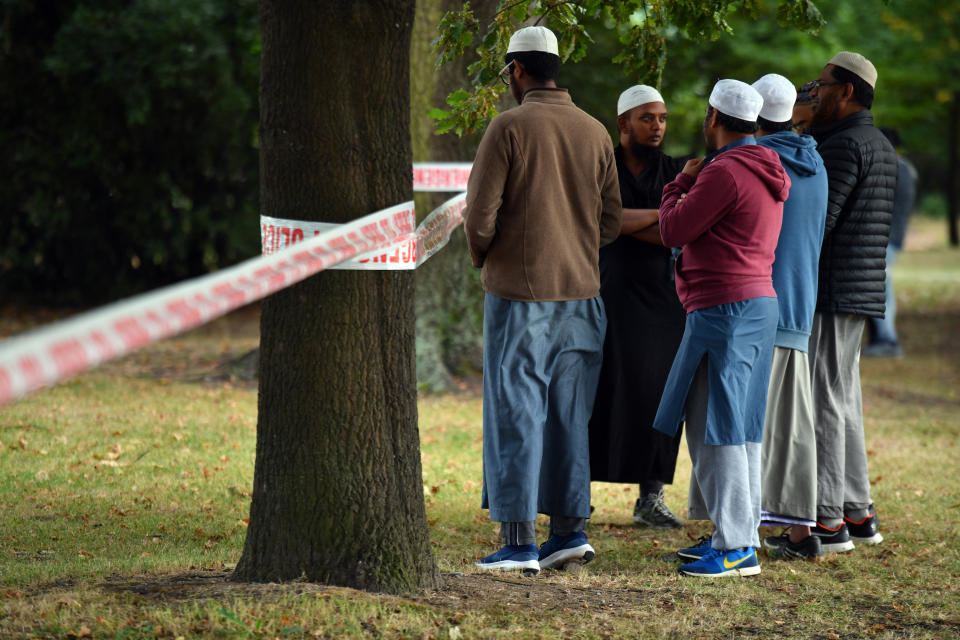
[948, 89, 959, 247]
[234, 0, 439, 593]
[411, 0, 498, 391]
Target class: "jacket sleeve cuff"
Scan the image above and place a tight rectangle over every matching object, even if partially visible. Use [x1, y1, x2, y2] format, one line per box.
[674, 172, 695, 190]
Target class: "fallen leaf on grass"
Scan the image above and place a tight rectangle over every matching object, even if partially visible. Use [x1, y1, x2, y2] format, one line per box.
[67, 626, 92, 638]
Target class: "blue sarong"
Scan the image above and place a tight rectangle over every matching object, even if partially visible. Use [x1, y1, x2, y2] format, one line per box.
[480, 293, 606, 522]
[653, 297, 777, 446]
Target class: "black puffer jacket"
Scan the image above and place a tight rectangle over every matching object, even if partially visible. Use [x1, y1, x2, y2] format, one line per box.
[810, 110, 897, 318]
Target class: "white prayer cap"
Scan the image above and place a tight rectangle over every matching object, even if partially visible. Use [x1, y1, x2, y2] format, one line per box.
[617, 85, 665, 116]
[507, 26, 559, 56]
[708, 79, 763, 122]
[752, 74, 797, 123]
[829, 51, 878, 88]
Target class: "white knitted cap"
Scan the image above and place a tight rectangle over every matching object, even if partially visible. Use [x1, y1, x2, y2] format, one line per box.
[708, 79, 763, 122]
[506, 26, 559, 56]
[829, 51, 878, 88]
[617, 85, 665, 116]
[752, 74, 797, 123]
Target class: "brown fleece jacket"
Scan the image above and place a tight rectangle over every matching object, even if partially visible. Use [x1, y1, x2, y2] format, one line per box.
[463, 88, 622, 301]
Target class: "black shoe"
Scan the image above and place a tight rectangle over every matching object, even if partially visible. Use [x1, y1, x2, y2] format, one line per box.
[845, 505, 883, 544]
[811, 522, 855, 553]
[763, 530, 823, 560]
[633, 489, 683, 529]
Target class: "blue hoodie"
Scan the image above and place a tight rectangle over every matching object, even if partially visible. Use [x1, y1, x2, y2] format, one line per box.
[757, 131, 828, 351]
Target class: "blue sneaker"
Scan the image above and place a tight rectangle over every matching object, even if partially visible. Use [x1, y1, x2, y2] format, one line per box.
[538, 531, 595, 570]
[476, 544, 540, 574]
[676, 534, 713, 561]
[678, 547, 761, 578]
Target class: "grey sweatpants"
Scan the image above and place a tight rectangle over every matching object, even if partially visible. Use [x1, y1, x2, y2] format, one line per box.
[686, 358, 762, 550]
[808, 312, 872, 521]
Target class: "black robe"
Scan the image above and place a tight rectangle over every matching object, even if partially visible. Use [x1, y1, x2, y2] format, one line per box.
[588, 146, 689, 484]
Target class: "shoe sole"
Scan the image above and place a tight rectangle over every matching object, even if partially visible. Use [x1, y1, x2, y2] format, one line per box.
[850, 532, 883, 544]
[679, 565, 761, 578]
[475, 559, 540, 574]
[539, 544, 595, 570]
[819, 540, 855, 554]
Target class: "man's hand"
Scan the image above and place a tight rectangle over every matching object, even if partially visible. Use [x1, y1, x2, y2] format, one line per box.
[681, 158, 705, 178]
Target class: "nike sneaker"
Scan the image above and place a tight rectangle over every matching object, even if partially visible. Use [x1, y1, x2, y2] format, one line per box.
[678, 547, 761, 577]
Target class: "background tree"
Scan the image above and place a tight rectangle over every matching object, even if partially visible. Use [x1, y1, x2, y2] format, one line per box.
[233, 0, 439, 593]
[0, 0, 261, 304]
[434, 0, 959, 245]
[410, 0, 496, 392]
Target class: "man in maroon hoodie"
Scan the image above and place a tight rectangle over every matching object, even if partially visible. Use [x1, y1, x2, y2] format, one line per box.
[652, 79, 790, 577]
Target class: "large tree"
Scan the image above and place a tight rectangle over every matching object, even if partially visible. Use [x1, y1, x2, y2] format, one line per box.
[234, 0, 438, 593]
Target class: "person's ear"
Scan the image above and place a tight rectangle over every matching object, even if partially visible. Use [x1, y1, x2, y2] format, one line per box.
[840, 82, 854, 103]
[708, 110, 719, 130]
[617, 114, 629, 134]
[512, 60, 525, 80]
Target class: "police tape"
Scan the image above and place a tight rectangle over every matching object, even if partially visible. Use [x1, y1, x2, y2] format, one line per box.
[260, 192, 466, 267]
[412, 162, 471, 192]
[0, 161, 473, 407]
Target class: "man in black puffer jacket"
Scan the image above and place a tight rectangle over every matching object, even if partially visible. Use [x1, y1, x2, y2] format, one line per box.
[805, 51, 897, 553]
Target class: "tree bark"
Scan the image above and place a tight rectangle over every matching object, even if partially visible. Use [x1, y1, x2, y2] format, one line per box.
[411, 0, 498, 391]
[234, 0, 439, 593]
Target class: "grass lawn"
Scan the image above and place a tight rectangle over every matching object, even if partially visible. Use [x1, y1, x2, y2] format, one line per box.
[0, 216, 958, 639]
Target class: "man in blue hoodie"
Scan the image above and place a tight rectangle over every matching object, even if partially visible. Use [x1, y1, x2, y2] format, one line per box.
[749, 74, 829, 560]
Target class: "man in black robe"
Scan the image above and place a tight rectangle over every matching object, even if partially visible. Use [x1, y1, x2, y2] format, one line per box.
[588, 85, 689, 528]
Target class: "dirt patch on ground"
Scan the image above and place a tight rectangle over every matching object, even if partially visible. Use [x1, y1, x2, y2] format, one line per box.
[98, 570, 327, 601]
[91, 568, 654, 609]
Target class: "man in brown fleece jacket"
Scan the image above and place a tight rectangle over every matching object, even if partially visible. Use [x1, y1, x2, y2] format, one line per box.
[465, 25, 621, 575]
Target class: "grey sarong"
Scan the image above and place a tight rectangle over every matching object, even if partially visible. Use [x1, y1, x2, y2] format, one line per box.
[761, 346, 817, 524]
[809, 312, 872, 520]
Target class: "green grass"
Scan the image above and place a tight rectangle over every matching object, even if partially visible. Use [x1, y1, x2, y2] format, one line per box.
[1, 216, 959, 638]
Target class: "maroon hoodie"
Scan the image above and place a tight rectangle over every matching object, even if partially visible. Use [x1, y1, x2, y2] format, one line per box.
[659, 141, 790, 313]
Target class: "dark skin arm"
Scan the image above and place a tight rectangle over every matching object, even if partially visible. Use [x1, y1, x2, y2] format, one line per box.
[632, 223, 663, 245]
[620, 208, 659, 234]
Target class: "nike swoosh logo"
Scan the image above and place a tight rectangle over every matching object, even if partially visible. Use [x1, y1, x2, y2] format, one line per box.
[723, 553, 753, 569]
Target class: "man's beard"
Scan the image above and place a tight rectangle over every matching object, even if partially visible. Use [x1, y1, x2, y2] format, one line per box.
[702, 113, 717, 153]
[810, 93, 839, 129]
[629, 141, 664, 162]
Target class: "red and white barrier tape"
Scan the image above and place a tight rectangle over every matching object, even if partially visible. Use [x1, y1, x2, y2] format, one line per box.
[260, 192, 466, 266]
[412, 162, 471, 192]
[0, 201, 416, 406]
[0, 163, 472, 407]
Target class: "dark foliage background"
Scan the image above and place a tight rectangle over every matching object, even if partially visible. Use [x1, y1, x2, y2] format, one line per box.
[0, 0, 260, 304]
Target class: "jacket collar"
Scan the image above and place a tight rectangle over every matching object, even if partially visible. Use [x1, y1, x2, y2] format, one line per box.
[705, 135, 755, 164]
[809, 109, 874, 144]
[521, 87, 572, 105]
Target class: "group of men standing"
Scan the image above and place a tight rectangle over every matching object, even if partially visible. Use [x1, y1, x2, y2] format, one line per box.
[463, 25, 897, 577]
